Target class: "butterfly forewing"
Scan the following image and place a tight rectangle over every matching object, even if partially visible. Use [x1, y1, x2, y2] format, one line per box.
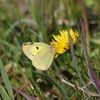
[22, 42, 50, 60]
[32, 45, 55, 70]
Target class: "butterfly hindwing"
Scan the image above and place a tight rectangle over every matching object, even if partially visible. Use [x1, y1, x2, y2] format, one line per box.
[32, 45, 55, 70]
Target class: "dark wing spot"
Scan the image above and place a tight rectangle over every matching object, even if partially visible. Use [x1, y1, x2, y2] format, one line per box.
[36, 46, 39, 50]
[23, 43, 27, 46]
[30, 42, 34, 45]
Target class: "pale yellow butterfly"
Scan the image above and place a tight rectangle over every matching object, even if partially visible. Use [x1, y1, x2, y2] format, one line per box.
[22, 42, 55, 70]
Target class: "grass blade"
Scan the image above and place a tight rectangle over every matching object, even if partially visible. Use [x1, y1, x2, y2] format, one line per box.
[0, 59, 14, 100]
[0, 85, 11, 100]
[33, 71, 69, 100]
[89, 64, 100, 92]
[81, 21, 92, 80]
[68, 30, 85, 86]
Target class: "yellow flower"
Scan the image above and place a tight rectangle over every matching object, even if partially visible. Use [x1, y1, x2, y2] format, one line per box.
[50, 28, 79, 55]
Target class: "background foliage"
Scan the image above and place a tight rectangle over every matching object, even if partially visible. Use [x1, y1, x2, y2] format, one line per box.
[0, 0, 100, 100]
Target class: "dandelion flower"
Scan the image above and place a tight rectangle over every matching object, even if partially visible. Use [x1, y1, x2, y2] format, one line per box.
[50, 28, 79, 55]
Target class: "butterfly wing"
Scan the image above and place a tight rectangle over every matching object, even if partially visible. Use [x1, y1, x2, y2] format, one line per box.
[22, 42, 50, 60]
[32, 45, 55, 70]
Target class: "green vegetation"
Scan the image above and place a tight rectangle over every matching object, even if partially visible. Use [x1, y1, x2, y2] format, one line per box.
[0, 0, 100, 100]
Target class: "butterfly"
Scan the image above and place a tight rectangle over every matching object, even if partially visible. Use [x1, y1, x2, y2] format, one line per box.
[22, 42, 55, 70]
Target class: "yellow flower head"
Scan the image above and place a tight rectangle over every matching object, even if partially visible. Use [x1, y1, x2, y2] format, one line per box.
[50, 28, 79, 55]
